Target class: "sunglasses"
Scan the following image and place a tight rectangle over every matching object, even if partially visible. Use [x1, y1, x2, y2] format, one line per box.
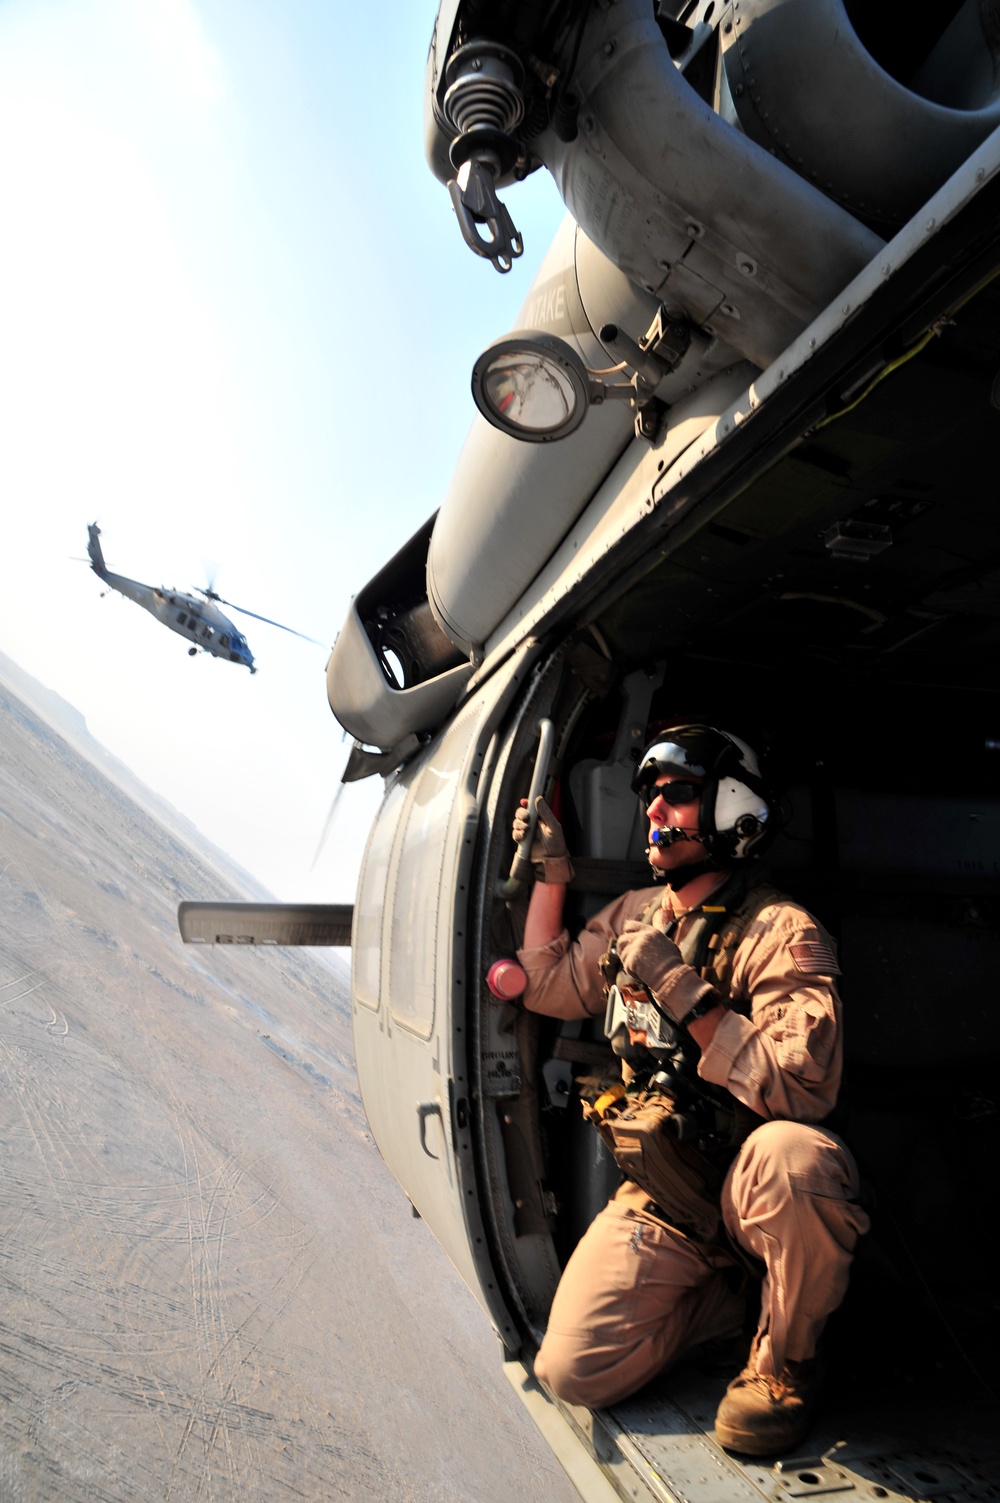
[639, 779, 702, 810]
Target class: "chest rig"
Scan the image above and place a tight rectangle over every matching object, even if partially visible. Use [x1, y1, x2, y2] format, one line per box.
[586, 875, 779, 1241]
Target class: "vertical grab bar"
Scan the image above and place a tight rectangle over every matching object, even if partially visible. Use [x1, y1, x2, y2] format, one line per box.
[496, 718, 555, 901]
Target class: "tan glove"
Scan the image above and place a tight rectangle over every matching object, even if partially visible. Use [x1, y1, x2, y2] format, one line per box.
[511, 795, 575, 884]
[616, 919, 717, 1022]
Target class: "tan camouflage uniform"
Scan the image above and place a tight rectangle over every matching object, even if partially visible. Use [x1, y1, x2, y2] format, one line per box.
[518, 878, 870, 1409]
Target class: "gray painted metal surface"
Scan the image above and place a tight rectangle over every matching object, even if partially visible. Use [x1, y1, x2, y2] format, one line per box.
[507, 1362, 1000, 1503]
[472, 116, 1000, 685]
[325, 593, 472, 748]
[178, 901, 354, 947]
[521, 0, 881, 364]
[721, 0, 1000, 225]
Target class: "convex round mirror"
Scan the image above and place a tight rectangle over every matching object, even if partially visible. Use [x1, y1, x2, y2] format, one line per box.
[471, 331, 590, 442]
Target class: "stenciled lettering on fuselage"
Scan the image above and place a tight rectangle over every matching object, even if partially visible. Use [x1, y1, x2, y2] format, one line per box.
[521, 279, 572, 335]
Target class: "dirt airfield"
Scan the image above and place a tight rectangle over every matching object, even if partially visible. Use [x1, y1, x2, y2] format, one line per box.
[0, 664, 579, 1503]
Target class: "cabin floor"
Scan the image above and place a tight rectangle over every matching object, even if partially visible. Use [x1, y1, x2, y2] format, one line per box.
[607, 1329, 1000, 1503]
[534, 1046, 1000, 1503]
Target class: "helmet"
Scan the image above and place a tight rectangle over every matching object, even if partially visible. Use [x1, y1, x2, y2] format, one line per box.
[631, 724, 773, 866]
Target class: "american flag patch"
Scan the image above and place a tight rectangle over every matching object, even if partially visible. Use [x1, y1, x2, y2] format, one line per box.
[789, 940, 840, 975]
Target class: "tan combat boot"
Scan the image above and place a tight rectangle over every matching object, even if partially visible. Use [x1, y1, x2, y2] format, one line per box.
[714, 1356, 822, 1456]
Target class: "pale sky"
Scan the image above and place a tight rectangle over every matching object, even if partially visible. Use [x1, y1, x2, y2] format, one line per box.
[0, 0, 564, 902]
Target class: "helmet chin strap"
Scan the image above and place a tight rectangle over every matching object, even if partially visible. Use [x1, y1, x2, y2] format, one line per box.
[658, 859, 718, 890]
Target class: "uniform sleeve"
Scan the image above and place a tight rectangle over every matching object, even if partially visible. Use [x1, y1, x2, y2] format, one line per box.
[697, 902, 843, 1122]
[516, 889, 660, 1021]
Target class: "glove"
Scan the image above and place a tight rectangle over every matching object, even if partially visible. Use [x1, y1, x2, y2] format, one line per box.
[616, 920, 718, 1023]
[511, 795, 575, 884]
[615, 921, 683, 993]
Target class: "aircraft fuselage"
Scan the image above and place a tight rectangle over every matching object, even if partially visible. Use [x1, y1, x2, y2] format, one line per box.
[101, 574, 255, 671]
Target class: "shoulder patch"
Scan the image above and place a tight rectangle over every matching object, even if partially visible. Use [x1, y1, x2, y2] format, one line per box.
[789, 939, 840, 976]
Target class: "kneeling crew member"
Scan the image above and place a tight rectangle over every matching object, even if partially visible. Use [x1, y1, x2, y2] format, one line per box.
[512, 724, 868, 1457]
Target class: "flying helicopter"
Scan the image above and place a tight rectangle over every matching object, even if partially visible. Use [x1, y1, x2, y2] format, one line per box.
[85, 522, 321, 671]
[180, 2, 1000, 1500]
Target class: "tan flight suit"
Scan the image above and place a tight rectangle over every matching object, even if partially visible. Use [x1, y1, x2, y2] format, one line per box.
[517, 878, 870, 1410]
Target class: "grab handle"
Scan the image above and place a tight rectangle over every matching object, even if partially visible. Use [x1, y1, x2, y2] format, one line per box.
[497, 718, 555, 901]
[417, 1100, 442, 1160]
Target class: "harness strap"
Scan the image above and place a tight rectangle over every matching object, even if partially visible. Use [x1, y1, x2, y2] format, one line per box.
[639, 872, 781, 1001]
[595, 873, 787, 1245]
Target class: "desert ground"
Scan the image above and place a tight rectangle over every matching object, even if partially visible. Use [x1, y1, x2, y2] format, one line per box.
[0, 664, 578, 1503]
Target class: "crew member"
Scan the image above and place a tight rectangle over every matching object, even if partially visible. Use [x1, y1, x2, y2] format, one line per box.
[512, 724, 868, 1456]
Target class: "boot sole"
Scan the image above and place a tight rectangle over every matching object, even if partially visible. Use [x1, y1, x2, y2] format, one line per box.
[714, 1417, 809, 1456]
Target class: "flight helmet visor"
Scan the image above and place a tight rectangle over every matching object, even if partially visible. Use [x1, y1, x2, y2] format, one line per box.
[631, 733, 715, 801]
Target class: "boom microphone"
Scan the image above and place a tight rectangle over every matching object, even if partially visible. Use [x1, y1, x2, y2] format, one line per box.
[650, 828, 700, 847]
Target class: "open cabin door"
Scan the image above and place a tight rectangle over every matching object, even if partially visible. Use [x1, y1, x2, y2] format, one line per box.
[350, 653, 531, 1351]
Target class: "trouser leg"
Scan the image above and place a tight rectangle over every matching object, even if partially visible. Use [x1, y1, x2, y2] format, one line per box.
[722, 1121, 870, 1378]
[534, 1197, 743, 1409]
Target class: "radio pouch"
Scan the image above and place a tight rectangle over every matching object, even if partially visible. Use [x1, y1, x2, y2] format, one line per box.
[581, 1085, 726, 1242]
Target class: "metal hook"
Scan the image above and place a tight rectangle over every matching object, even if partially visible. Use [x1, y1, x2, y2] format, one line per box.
[447, 160, 523, 274]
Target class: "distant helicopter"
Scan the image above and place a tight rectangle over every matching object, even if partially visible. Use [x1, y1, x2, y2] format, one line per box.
[85, 523, 322, 671]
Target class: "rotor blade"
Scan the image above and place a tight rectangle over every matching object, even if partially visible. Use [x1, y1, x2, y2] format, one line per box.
[311, 776, 346, 871]
[213, 597, 326, 645]
[311, 728, 352, 870]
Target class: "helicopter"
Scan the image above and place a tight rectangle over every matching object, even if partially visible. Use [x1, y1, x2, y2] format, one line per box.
[180, 1, 1000, 1500]
[85, 522, 321, 671]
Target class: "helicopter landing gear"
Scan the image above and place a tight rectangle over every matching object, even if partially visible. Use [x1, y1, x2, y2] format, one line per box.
[188, 647, 197, 656]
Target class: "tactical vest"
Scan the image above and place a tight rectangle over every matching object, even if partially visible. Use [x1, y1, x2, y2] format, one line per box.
[584, 874, 782, 1243]
[651, 874, 782, 998]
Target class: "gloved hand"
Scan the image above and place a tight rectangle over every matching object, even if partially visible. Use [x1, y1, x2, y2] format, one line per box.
[615, 920, 718, 1023]
[616, 920, 684, 994]
[511, 795, 575, 884]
